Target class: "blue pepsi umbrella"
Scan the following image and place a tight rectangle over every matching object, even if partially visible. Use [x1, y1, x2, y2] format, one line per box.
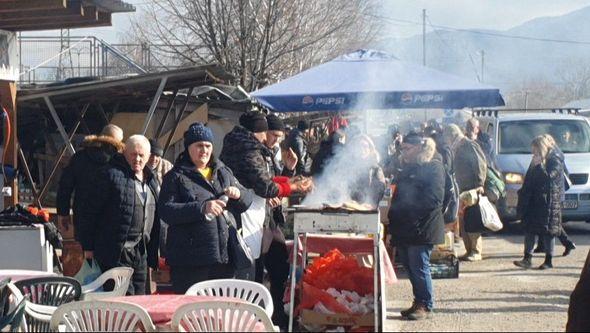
[250, 50, 505, 112]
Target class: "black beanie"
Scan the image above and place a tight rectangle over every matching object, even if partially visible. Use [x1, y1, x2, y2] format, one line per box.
[240, 112, 268, 133]
[297, 120, 309, 131]
[404, 132, 425, 145]
[183, 122, 214, 150]
[149, 139, 163, 157]
[266, 114, 285, 131]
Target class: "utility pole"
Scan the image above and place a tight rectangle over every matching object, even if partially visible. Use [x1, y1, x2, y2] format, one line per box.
[480, 50, 485, 82]
[422, 9, 427, 121]
[422, 9, 426, 66]
[524, 91, 529, 111]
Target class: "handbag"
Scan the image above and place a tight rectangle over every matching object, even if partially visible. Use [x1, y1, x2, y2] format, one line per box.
[479, 195, 503, 232]
[225, 212, 254, 270]
[464, 194, 503, 233]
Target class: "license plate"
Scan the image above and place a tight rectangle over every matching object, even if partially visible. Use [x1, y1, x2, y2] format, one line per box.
[562, 200, 578, 209]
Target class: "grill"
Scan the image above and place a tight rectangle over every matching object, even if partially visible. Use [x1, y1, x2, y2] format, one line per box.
[569, 173, 588, 185]
[288, 206, 379, 233]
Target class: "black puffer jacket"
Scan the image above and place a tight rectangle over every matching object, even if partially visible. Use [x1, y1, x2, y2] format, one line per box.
[388, 159, 445, 246]
[285, 128, 312, 176]
[56, 135, 123, 237]
[517, 149, 565, 236]
[159, 154, 252, 267]
[220, 126, 280, 199]
[77, 154, 160, 269]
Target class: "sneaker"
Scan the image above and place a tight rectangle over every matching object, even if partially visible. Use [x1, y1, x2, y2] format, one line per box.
[533, 247, 544, 253]
[513, 258, 532, 269]
[400, 302, 418, 317]
[463, 254, 482, 262]
[563, 242, 576, 257]
[405, 304, 431, 321]
[538, 262, 553, 270]
[458, 253, 471, 261]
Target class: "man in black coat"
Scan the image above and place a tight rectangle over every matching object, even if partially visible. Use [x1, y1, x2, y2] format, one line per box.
[389, 133, 445, 321]
[285, 120, 312, 176]
[56, 124, 124, 248]
[77, 135, 160, 295]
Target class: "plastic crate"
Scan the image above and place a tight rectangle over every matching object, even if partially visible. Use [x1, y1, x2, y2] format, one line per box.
[430, 255, 459, 279]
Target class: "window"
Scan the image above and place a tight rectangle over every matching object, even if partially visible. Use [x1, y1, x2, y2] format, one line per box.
[499, 120, 590, 154]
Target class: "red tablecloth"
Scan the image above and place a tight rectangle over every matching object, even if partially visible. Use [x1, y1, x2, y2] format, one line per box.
[106, 295, 236, 324]
[286, 235, 397, 285]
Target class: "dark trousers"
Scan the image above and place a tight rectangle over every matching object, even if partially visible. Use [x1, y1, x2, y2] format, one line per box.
[98, 246, 147, 295]
[170, 264, 235, 294]
[557, 226, 573, 246]
[536, 225, 571, 250]
[526, 232, 555, 257]
[263, 240, 290, 326]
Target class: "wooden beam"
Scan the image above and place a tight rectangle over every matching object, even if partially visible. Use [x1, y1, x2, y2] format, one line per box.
[0, 12, 111, 31]
[0, 0, 67, 13]
[0, 1, 86, 21]
[0, 8, 100, 25]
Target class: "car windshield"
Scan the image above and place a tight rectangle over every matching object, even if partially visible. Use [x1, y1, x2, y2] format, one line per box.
[499, 119, 590, 154]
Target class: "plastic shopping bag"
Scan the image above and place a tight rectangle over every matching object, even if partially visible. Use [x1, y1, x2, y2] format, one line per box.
[74, 258, 102, 287]
[479, 195, 503, 232]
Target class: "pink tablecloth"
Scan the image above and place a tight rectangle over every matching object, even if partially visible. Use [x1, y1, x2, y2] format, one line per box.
[106, 295, 235, 324]
[286, 234, 397, 285]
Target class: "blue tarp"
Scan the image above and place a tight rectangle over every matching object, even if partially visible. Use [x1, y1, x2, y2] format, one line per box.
[250, 50, 505, 112]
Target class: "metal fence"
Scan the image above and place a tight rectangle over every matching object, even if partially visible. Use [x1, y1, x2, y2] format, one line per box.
[18, 36, 181, 84]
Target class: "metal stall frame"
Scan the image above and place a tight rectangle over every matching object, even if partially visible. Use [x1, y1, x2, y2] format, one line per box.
[287, 210, 387, 332]
[16, 65, 233, 206]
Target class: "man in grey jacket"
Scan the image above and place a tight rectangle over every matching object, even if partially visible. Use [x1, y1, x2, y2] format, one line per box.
[444, 123, 487, 261]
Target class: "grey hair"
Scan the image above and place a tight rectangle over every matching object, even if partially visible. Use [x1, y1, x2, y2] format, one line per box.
[443, 124, 464, 145]
[125, 135, 151, 152]
[101, 124, 123, 139]
[465, 118, 479, 135]
[416, 137, 437, 164]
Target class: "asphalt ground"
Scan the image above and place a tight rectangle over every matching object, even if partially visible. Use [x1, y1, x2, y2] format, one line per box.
[384, 222, 590, 332]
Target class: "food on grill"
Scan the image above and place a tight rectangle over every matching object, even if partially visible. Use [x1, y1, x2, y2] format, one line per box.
[322, 201, 375, 211]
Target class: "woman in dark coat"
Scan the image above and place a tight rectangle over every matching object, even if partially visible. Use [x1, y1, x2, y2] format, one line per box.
[515, 135, 565, 270]
[159, 123, 253, 293]
[348, 134, 386, 207]
[388, 133, 445, 320]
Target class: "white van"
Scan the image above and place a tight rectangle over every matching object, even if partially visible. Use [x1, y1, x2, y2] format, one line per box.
[476, 109, 590, 223]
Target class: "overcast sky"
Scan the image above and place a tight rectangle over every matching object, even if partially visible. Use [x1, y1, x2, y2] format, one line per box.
[24, 0, 590, 43]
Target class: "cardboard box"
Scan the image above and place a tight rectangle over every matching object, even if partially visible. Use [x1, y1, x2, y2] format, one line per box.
[300, 309, 374, 327]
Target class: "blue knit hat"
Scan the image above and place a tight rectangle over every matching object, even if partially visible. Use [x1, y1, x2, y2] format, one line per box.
[184, 122, 214, 149]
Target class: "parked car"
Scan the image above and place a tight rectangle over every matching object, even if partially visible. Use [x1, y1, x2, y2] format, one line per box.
[476, 109, 590, 223]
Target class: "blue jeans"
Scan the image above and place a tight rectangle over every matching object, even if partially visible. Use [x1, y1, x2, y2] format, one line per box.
[397, 245, 434, 309]
[524, 232, 555, 256]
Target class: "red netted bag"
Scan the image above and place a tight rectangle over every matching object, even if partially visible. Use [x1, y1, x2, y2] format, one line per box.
[303, 249, 374, 295]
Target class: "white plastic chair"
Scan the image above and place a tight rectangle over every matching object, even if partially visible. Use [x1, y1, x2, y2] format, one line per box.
[185, 279, 273, 317]
[171, 301, 278, 332]
[81, 267, 133, 300]
[49, 300, 156, 332]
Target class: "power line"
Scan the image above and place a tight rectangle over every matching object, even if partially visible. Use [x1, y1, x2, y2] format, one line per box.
[425, 15, 481, 81]
[370, 13, 590, 46]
